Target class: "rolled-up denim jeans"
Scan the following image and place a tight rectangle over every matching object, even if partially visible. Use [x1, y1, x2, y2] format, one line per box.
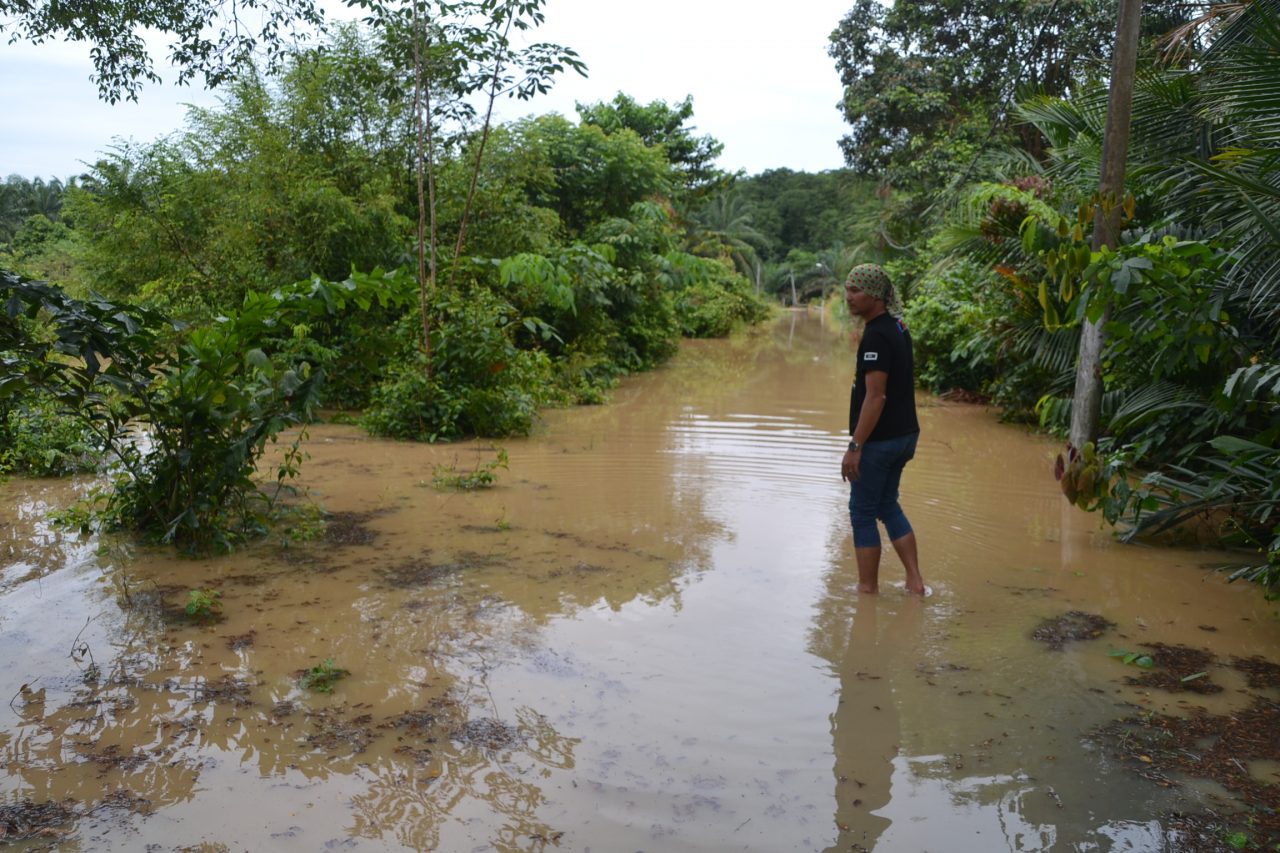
[848, 431, 919, 548]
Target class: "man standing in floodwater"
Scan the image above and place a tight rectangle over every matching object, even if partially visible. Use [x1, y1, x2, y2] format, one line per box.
[840, 264, 926, 595]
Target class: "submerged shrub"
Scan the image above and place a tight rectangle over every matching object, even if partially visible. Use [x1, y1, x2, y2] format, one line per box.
[675, 273, 769, 338]
[299, 658, 349, 693]
[1, 270, 414, 553]
[609, 281, 679, 371]
[0, 392, 101, 476]
[364, 292, 554, 441]
[431, 447, 509, 490]
[902, 261, 997, 394]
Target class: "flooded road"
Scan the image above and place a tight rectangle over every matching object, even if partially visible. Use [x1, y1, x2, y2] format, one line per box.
[3, 310, 1278, 851]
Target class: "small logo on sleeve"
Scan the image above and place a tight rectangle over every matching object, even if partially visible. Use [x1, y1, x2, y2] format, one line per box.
[864, 352, 879, 361]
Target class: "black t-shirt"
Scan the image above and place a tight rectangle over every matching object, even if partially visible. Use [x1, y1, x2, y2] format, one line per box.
[849, 313, 920, 441]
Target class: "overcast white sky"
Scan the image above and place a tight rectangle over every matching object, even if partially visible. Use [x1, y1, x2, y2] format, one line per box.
[0, 0, 854, 180]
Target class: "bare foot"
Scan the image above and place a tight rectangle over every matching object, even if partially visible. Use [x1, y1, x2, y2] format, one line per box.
[857, 583, 879, 594]
[892, 579, 931, 597]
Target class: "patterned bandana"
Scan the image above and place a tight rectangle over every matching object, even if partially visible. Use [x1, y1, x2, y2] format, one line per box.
[845, 263, 903, 319]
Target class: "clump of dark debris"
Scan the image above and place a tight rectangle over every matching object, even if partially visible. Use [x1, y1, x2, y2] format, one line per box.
[395, 744, 436, 765]
[1093, 694, 1280, 847]
[546, 561, 610, 580]
[305, 708, 376, 754]
[75, 744, 149, 774]
[270, 700, 297, 719]
[224, 631, 256, 651]
[324, 510, 384, 547]
[224, 572, 269, 587]
[1124, 644, 1223, 694]
[192, 675, 257, 706]
[95, 789, 153, 816]
[1162, 810, 1272, 853]
[272, 547, 328, 569]
[1031, 610, 1115, 650]
[460, 524, 510, 534]
[381, 552, 499, 589]
[451, 717, 524, 751]
[383, 709, 440, 732]
[384, 708, 443, 765]
[0, 799, 76, 842]
[1233, 655, 1280, 690]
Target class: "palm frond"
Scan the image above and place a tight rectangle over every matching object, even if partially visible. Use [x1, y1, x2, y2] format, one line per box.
[1105, 382, 1206, 434]
[1128, 69, 1202, 163]
[1205, 0, 1280, 58]
[972, 147, 1044, 182]
[1015, 94, 1100, 147]
[1224, 360, 1280, 399]
[1031, 327, 1083, 375]
[1159, 2, 1252, 64]
[1003, 320, 1080, 378]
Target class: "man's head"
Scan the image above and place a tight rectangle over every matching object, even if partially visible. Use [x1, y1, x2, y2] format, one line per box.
[844, 263, 898, 319]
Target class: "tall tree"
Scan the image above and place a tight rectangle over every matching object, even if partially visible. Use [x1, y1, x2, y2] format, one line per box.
[686, 191, 766, 276]
[362, 0, 584, 365]
[0, 0, 325, 102]
[1069, 0, 1144, 454]
[828, 0, 1189, 191]
[576, 93, 727, 198]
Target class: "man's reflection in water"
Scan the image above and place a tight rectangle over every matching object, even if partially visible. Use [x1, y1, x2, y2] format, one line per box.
[824, 596, 924, 852]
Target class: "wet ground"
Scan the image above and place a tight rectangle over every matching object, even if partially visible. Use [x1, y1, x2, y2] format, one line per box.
[2, 309, 1278, 851]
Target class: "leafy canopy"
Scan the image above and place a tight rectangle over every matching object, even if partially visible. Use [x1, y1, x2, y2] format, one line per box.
[576, 93, 727, 198]
[0, 0, 325, 102]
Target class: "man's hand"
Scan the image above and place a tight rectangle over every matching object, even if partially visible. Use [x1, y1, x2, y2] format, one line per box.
[841, 449, 861, 482]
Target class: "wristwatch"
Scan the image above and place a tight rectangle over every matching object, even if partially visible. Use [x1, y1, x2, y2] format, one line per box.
[847, 439, 861, 452]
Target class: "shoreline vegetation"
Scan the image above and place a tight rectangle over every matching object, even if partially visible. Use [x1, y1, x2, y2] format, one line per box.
[3, 1, 1279, 595]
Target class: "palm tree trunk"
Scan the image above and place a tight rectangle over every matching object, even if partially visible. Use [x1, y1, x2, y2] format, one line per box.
[1068, 0, 1142, 454]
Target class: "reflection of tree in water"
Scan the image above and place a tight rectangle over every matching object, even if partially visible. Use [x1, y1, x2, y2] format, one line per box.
[451, 346, 782, 623]
[3, 571, 583, 849]
[499, 310, 852, 624]
[0, 481, 99, 590]
[660, 312, 845, 405]
[348, 705, 579, 850]
[4, 622, 206, 813]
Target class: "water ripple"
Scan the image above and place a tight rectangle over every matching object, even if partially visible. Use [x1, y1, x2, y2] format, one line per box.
[667, 411, 845, 500]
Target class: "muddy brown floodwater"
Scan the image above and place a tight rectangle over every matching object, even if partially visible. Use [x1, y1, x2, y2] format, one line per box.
[3, 310, 1279, 852]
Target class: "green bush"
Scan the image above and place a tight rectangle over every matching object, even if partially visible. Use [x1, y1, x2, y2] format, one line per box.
[548, 343, 624, 405]
[1, 270, 413, 552]
[299, 658, 349, 693]
[269, 303, 405, 411]
[0, 393, 101, 476]
[184, 588, 223, 623]
[674, 262, 770, 338]
[903, 263, 996, 394]
[364, 292, 554, 441]
[610, 279, 679, 371]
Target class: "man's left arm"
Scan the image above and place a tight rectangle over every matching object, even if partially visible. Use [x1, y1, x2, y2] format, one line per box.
[842, 370, 888, 483]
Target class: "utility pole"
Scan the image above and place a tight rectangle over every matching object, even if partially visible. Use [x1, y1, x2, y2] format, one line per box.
[1068, 0, 1144, 454]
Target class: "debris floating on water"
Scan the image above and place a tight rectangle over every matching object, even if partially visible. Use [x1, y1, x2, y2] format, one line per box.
[1031, 611, 1115, 650]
